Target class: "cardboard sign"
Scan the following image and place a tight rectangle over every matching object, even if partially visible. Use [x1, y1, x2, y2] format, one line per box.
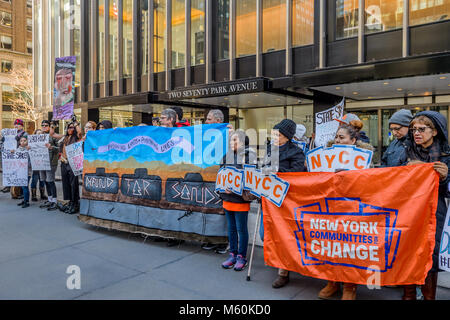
[28, 134, 51, 171]
[1, 128, 17, 151]
[306, 145, 373, 172]
[65, 141, 84, 176]
[315, 99, 345, 147]
[440, 206, 450, 272]
[262, 164, 439, 286]
[2, 150, 28, 186]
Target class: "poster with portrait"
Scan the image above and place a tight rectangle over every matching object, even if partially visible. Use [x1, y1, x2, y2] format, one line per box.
[53, 56, 76, 120]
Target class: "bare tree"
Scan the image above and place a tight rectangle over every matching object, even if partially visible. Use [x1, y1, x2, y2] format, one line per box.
[8, 67, 43, 128]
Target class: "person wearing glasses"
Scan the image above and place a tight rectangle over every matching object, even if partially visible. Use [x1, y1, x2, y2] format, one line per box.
[381, 109, 413, 167]
[39, 120, 60, 211]
[159, 109, 177, 128]
[402, 111, 450, 300]
[83, 121, 97, 141]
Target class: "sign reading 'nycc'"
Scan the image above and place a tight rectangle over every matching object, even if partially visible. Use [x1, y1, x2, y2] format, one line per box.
[163, 80, 264, 100]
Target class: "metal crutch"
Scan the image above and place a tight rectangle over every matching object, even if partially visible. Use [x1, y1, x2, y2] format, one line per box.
[247, 202, 262, 281]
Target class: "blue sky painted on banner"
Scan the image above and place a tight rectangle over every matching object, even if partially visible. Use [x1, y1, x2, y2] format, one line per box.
[84, 124, 229, 168]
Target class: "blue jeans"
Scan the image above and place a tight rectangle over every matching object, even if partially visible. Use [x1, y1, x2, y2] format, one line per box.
[224, 209, 249, 257]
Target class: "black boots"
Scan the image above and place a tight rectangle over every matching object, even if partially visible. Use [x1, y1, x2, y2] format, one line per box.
[39, 187, 47, 201]
[64, 201, 80, 214]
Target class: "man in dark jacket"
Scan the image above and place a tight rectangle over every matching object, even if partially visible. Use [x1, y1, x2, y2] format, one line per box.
[381, 109, 413, 167]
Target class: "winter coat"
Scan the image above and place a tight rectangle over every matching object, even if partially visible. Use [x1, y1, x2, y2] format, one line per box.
[358, 131, 370, 144]
[219, 146, 257, 204]
[47, 135, 60, 168]
[406, 111, 450, 272]
[381, 135, 411, 167]
[263, 140, 306, 173]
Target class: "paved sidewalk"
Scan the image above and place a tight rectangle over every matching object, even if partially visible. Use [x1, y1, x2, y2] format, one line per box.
[0, 183, 449, 300]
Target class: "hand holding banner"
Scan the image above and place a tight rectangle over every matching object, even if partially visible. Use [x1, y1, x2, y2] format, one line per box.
[2, 151, 28, 186]
[315, 99, 345, 147]
[65, 141, 84, 176]
[306, 145, 373, 172]
[1, 128, 17, 151]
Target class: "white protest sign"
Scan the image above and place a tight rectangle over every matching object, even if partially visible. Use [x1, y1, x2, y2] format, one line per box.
[65, 141, 84, 176]
[440, 206, 450, 272]
[306, 145, 373, 172]
[215, 166, 244, 196]
[28, 134, 51, 171]
[1, 128, 17, 151]
[315, 99, 345, 147]
[2, 150, 28, 186]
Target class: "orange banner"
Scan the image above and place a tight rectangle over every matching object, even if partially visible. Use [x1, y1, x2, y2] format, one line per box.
[262, 163, 439, 286]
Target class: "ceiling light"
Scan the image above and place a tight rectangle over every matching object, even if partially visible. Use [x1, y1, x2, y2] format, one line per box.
[353, 92, 358, 95]
[396, 88, 403, 91]
[367, 97, 373, 99]
[439, 76, 447, 80]
[383, 82, 389, 85]
[335, 86, 341, 90]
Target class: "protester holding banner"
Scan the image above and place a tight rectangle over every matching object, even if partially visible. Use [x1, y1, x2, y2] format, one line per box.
[40, 120, 60, 211]
[403, 111, 450, 300]
[14, 136, 32, 208]
[220, 130, 257, 271]
[318, 123, 374, 300]
[60, 121, 82, 214]
[259, 119, 306, 289]
[30, 129, 47, 202]
[381, 109, 413, 167]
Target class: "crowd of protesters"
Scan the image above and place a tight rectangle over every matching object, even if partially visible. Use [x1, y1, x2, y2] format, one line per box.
[0, 106, 448, 300]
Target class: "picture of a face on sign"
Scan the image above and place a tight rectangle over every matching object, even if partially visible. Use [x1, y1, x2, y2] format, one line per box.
[54, 68, 74, 107]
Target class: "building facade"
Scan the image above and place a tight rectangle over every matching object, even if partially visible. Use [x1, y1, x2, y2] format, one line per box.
[0, 0, 33, 131]
[34, 0, 450, 163]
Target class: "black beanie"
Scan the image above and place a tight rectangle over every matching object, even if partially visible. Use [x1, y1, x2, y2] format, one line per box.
[273, 119, 297, 140]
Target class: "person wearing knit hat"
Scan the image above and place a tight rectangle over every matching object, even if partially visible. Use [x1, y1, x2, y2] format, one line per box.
[261, 119, 306, 289]
[381, 109, 413, 167]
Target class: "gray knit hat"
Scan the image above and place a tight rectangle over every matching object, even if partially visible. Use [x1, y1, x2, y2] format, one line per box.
[389, 109, 413, 127]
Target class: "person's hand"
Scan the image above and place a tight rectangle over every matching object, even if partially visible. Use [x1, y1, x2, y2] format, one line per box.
[26, 146, 31, 150]
[433, 162, 448, 181]
[225, 188, 232, 194]
[10, 149, 14, 153]
[45, 143, 51, 149]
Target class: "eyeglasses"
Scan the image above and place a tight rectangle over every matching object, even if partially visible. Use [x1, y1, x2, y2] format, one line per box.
[390, 126, 403, 132]
[68, 127, 74, 130]
[410, 126, 431, 134]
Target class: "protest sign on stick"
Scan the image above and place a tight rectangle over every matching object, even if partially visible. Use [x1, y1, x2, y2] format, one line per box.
[315, 99, 345, 147]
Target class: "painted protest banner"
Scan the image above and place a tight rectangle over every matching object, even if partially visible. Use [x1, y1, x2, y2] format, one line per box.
[315, 99, 345, 147]
[80, 124, 229, 243]
[262, 164, 439, 286]
[1, 128, 17, 151]
[306, 145, 373, 172]
[53, 56, 76, 120]
[66, 141, 84, 176]
[2, 151, 28, 186]
[440, 206, 450, 272]
[28, 134, 51, 171]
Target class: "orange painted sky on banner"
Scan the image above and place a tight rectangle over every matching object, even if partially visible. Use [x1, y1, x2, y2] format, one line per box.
[262, 163, 439, 286]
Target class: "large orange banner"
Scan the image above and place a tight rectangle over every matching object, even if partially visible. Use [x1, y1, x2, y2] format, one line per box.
[262, 163, 439, 286]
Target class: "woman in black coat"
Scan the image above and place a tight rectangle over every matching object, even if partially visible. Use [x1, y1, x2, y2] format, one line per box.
[403, 111, 450, 300]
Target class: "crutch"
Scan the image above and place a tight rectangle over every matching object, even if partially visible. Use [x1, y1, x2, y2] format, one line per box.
[247, 202, 262, 281]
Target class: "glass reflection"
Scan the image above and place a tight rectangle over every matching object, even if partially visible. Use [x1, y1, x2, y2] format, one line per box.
[262, 0, 286, 52]
[172, 0, 185, 69]
[292, 0, 314, 46]
[191, 0, 205, 65]
[236, 0, 256, 57]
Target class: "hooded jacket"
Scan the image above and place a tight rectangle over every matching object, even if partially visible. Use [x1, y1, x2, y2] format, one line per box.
[406, 111, 450, 272]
